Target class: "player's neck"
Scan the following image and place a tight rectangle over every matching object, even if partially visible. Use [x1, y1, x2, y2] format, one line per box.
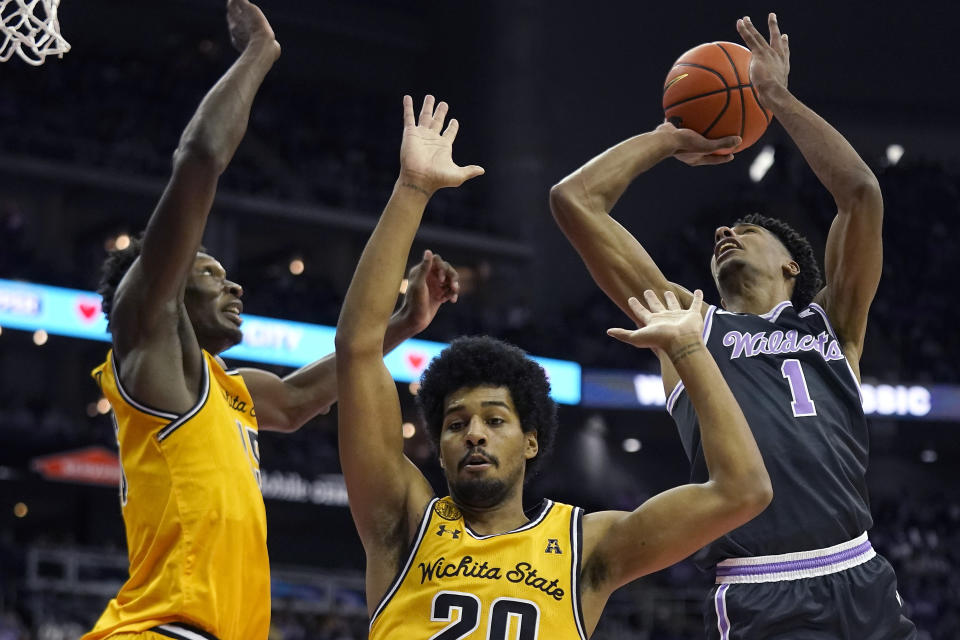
[723, 291, 789, 315]
[721, 276, 791, 315]
[457, 491, 530, 536]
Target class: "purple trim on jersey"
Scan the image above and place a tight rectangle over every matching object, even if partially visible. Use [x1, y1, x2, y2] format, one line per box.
[804, 303, 863, 400]
[715, 584, 731, 640]
[665, 381, 685, 416]
[761, 300, 793, 322]
[715, 539, 873, 577]
[703, 305, 717, 341]
[806, 303, 836, 339]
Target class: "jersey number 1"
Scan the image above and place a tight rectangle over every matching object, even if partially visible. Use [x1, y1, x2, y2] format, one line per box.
[430, 591, 540, 640]
[781, 359, 817, 417]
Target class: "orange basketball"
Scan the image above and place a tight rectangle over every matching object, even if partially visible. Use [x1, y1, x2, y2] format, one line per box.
[662, 41, 772, 152]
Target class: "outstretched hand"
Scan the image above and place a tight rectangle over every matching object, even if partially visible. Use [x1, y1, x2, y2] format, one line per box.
[607, 289, 705, 356]
[227, 0, 280, 55]
[399, 250, 460, 334]
[656, 122, 741, 166]
[399, 95, 485, 196]
[737, 13, 789, 101]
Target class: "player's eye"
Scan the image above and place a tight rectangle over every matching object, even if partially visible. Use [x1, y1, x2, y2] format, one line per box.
[487, 416, 505, 426]
[446, 421, 464, 432]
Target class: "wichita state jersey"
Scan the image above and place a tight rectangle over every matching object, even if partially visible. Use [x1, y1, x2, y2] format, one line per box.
[369, 496, 588, 640]
[82, 349, 269, 640]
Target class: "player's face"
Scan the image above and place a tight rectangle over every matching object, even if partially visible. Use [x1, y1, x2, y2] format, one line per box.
[439, 385, 538, 510]
[184, 253, 245, 354]
[709, 223, 794, 287]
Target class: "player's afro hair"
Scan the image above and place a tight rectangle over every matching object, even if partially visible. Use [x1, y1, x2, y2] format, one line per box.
[96, 232, 207, 327]
[417, 336, 558, 483]
[735, 213, 823, 309]
[97, 232, 145, 328]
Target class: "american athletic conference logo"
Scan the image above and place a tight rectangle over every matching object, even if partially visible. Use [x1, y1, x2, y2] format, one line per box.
[434, 500, 462, 521]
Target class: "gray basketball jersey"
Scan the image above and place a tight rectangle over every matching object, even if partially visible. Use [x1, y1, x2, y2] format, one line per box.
[669, 301, 872, 570]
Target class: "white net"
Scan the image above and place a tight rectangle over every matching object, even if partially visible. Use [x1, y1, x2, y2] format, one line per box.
[0, 0, 70, 66]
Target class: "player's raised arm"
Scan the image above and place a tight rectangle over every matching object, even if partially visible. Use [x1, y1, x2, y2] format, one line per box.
[111, 0, 280, 355]
[579, 290, 771, 616]
[238, 254, 459, 433]
[549, 123, 741, 319]
[738, 13, 882, 370]
[335, 95, 483, 607]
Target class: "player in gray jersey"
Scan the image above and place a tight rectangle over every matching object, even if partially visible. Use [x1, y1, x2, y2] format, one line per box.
[550, 12, 916, 640]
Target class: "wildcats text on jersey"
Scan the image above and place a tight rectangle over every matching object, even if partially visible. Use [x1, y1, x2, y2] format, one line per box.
[721, 328, 845, 361]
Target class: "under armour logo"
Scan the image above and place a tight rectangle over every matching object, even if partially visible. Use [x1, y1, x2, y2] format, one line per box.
[436, 524, 461, 539]
[545, 539, 563, 554]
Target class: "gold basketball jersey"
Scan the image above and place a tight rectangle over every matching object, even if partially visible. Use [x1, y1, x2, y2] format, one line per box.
[369, 496, 588, 640]
[82, 350, 269, 640]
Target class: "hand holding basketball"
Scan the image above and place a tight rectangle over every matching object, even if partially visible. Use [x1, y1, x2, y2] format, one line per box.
[656, 122, 741, 166]
[737, 14, 790, 101]
[662, 40, 772, 153]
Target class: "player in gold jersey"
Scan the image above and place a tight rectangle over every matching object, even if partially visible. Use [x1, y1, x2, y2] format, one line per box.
[336, 95, 774, 638]
[82, 4, 456, 640]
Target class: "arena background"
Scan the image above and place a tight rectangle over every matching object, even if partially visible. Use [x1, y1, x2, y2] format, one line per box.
[1, 1, 958, 638]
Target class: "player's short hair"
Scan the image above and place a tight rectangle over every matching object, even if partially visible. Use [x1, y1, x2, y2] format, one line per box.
[417, 336, 558, 482]
[735, 213, 823, 309]
[97, 232, 207, 327]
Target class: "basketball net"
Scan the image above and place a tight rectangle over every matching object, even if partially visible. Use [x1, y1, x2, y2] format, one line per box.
[0, 0, 70, 66]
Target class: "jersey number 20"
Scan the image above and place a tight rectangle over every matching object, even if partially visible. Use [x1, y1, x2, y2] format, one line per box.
[429, 591, 540, 640]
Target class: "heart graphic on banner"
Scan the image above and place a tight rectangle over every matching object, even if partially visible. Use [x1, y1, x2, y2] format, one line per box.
[77, 300, 100, 322]
[407, 352, 425, 371]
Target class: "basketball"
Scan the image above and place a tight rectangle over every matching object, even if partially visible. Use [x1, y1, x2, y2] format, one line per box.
[662, 41, 772, 152]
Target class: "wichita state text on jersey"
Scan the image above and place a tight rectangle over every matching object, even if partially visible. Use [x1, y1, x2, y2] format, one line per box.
[369, 496, 588, 640]
[82, 349, 269, 640]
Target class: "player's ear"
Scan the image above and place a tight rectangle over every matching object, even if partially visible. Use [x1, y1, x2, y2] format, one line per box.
[783, 260, 800, 279]
[720, 297, 728, 310]
[524, 431, 538, 460]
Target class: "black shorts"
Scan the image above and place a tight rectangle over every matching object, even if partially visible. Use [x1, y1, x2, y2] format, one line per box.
[704, 554, 917, 639]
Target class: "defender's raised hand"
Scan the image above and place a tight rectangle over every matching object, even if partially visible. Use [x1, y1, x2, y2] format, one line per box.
[607, 289, 705, 357]
[399, 95, 485, 196]
[227, 0, 280, 55]
[398, 250, 460, 334]
[737, 13, 789, 101]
